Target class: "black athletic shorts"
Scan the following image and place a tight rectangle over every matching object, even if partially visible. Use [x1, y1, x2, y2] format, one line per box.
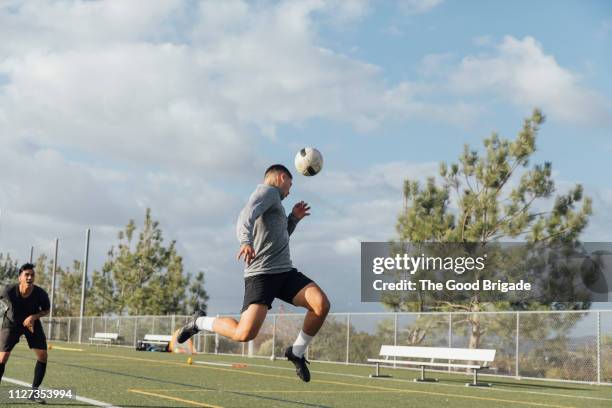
[0, 320, 47, 352]
[241, 268, 314, 313]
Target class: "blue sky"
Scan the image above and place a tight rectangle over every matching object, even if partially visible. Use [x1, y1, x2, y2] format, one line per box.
[0, 0, 610, 313]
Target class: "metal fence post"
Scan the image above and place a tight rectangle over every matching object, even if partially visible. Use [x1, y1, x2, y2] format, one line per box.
[134, 317, 138, 347]
[48, 238, 59, 340]
[597, 311, 601, 384]
[515, 312, 520, 378]
[78, 228, 90, 344]
[393, 313, 398, 368]
[272, 314, 277, 359]
[67, 318, 71, 343]
[172, 314, 176, 333]
[448, 313, 452, 372]
[346, 314, 350, 364]
[394, 313, 398, 346]
[215, 314, 219, 354]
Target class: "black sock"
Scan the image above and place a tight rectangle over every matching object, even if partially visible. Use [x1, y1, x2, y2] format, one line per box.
[32, 361, 46, 388]
[0, 362, 5, 382]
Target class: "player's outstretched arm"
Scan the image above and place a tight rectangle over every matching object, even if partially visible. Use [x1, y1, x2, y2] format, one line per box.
[288, 201, 311, 235]
[291, 201, 311, 219]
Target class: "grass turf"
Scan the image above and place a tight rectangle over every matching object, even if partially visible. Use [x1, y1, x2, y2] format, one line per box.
[0, 342, 610, 407]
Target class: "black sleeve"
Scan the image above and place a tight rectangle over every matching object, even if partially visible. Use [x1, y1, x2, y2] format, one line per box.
[38, 289, 50, 312]
[287, 214, 300, 236]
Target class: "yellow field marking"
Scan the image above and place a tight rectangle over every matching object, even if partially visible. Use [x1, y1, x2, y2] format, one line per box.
[49, 345, 83, 352]
[91, 353, 576, 408]
[129, 389, 223, 408]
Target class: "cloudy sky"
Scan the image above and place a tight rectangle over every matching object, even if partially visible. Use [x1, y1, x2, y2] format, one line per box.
[0, 0, 610, 314]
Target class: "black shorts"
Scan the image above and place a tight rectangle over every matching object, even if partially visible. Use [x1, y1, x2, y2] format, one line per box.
[0, 320, 47, 352]
[242, 268, 314, 313]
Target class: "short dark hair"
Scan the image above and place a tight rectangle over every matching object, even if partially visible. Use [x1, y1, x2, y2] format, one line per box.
[264, 164, 293, 180]
[19, 263, 35, 274]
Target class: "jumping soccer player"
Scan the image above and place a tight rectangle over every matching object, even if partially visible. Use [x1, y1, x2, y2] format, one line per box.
[0, 263, 50, 404]
[177, 164, 330, 382]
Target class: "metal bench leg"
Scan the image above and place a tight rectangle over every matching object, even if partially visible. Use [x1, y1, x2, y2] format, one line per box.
[465, 369, 492, 387]
[414, 365, 438, 383]
[369, 362, 392, 378]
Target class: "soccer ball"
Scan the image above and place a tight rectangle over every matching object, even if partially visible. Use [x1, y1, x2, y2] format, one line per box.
[294, 147, 323, 176]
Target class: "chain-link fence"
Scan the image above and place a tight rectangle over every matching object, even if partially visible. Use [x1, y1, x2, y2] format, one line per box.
[42, 310, 612, 384]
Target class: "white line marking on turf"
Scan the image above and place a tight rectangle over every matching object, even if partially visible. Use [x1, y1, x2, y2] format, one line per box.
[50, 345, 83, 352]
[194, 361, 234, 367]
[204, 360, 612, 403]
[3, 377, 122, 407]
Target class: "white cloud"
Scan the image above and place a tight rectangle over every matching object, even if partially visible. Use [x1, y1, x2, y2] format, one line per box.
[450, 36, 611, 124]
[298, 161, 438, 200]
[326, 0, 371, 25]
[397, 0, 443, 15]
[1, 0, 433, 313]
[418, 52, 455, 79]
[3, 2, 608, 313]
[0, 143, 127, 226]
[0, 43, 256, 174]
[334, 236, 363, 256]
[0, 0, 447, 178]
[0, 0, 184, 55]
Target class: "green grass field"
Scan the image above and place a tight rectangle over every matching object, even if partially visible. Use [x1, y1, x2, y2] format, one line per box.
[0, 342, 610, 407]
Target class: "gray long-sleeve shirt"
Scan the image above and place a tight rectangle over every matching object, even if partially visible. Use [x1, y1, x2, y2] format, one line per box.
[236, 184, 300, 277]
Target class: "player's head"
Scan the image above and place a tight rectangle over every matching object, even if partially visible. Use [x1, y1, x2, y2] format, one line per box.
[18, 263, 36, 286]
[264, 164, 293, 199]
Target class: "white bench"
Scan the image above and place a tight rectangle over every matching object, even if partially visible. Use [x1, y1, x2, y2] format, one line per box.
[142, 334, 173, 345]
[368, 345, 496, 386]
[88, 332, 119, 345]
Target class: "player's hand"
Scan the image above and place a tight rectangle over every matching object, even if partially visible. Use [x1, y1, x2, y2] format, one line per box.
[292, 201, 311, 220]
[23, 316, 35, 333]
[237, 244, 256, 266]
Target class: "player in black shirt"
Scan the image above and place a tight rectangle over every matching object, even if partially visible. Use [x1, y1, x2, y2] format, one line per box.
[0, 263, 50, 402]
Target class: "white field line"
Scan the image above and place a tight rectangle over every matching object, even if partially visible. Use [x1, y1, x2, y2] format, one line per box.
[194, 361, 234, 367]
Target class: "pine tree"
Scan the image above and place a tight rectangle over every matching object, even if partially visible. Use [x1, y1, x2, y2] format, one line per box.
[97, 208, 193, 315]
[392, 109, 593, 347]
[187, 271, 209, 314]
[56, 260, 84, 317]
[33, 254, 51, 291]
